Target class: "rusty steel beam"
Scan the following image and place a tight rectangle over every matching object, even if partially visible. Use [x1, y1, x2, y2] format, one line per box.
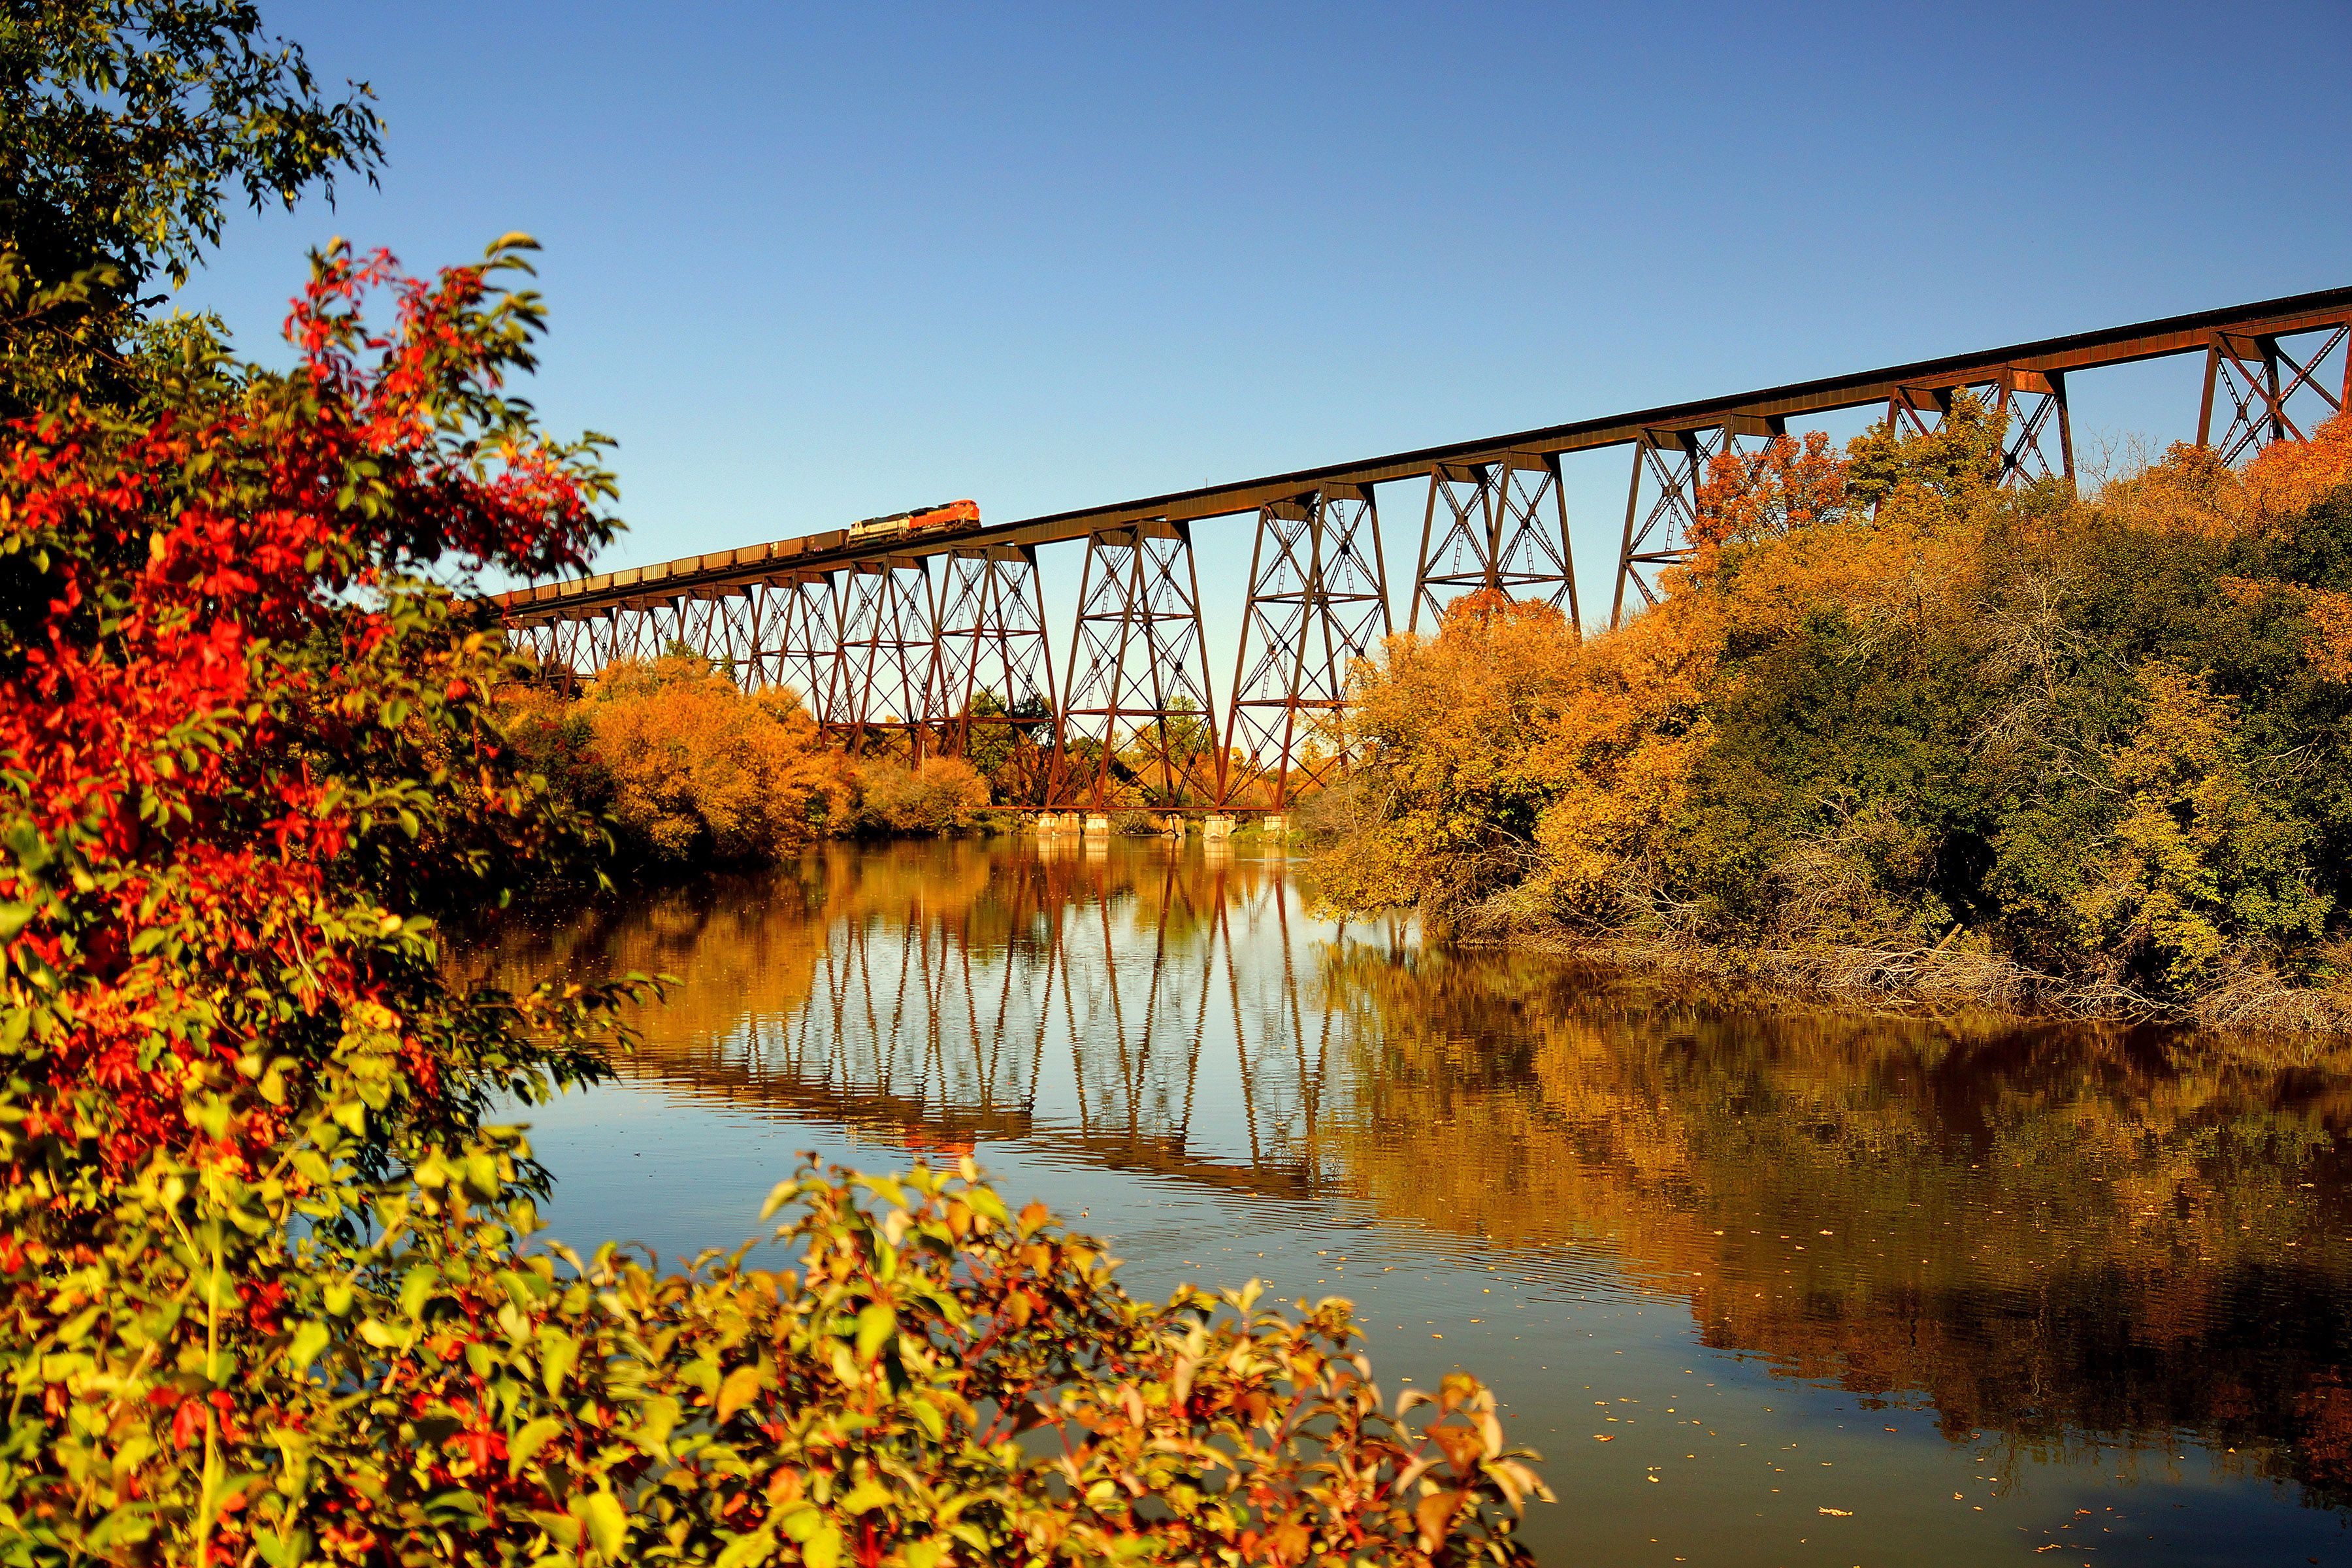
[830, 559, 938, 751]
[769, 574, 839, 715]
[1409, 453, 1576, 634]
[497, 284, 2352, 629]
[2200, 323, 2349, 463]
[1610, 368, 2084, 627]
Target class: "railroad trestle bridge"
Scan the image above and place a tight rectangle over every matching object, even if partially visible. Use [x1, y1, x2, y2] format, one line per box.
[500, 288, 2352, 809]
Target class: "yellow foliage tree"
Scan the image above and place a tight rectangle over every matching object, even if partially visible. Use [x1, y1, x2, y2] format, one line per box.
[2070, 663, 2329, 988]
[1319, 590, 1714, 930]
[1324, 404, 2352, 1013]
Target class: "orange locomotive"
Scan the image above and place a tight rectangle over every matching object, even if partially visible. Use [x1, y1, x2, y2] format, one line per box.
[844, 498, 981, 544]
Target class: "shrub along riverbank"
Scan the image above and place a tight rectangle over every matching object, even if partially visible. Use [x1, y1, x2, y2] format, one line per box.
[496, 660, 1274, 871]
[502, 655, 993, 864]
[1316, 404, 2352, 1028]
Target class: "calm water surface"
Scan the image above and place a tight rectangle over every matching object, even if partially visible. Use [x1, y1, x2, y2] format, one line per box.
[461, 840, 2352, 1567]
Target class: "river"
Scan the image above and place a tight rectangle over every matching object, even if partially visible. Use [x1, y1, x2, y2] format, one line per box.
[459, 837, 2352, 1567]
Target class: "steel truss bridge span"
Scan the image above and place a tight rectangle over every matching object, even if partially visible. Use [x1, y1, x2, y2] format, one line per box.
[499, 286, 2352, 809]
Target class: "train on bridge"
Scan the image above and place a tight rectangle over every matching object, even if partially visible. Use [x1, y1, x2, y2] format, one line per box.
[845, 498, 983, 545]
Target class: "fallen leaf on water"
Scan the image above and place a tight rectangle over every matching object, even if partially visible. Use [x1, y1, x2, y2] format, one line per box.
[1818, 1507, 1853, 1516]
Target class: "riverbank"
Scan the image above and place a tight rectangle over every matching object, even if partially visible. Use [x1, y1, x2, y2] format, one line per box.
[1316, 404, 2352, 1030]
[1486, 928, 2352, 1031]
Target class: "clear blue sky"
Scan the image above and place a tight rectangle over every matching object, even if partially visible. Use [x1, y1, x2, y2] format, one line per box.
[180, 0, 2352, 659]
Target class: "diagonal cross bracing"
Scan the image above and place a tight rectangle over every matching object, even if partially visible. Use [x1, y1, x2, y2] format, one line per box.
[1223, 487, 1390, 808]
[498, 286, 2352, 781]
[1050, 523, 1217, 809]
[931, 546, 1058, 801]
[831, 559, 938, 750]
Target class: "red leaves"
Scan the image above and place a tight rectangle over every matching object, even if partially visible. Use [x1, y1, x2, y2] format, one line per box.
[170, 1396, 205, 1450]
[1690, 429, 1850, 557]
[0, 240, 615, 1194]
[238, 1279, 288, 1335]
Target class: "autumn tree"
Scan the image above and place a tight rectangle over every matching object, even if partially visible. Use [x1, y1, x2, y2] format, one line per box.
[1843, 388, 2006, 510]
[0, 236, 1551, 1568]
[0, 0, 384, 414]
[578, 653, 845, 862]
[1688, 429, 1848, 557]
[1326, 404, 2352, 1017]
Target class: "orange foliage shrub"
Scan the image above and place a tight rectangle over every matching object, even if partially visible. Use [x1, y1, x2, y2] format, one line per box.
[2101, 411, 2352, 545]
[1520, 596, 1718, 924]
[2244, 408, 2352, 516]
[853, 753, 991, 834]
[1328, 400, 2352, 1008]
[2247, 419, 2352, 682]
[582, 655, 845, 862]
[2308, 589, 2352, 683]
[2104, 412, 2352, 686]
[1321, 591, 1714, 928]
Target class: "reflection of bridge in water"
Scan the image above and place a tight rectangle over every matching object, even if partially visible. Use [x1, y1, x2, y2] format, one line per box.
[615, 848, 1401, 1203]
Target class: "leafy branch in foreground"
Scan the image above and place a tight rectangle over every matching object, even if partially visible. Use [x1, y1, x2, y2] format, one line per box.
[0, 237, 1545, 1566]
[0, 0, 387, 415]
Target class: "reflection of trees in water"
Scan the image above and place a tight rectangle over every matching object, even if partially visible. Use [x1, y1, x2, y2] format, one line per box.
[1322, 947, 2352, 1509]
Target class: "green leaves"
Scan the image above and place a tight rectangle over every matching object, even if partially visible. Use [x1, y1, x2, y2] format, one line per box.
[399, 1262, 442, 1320]
[853, 1301, 896, 1363]
[539, 1324, 581, 1397]
[577, 1489, 629, 1561]
[1328, 403, 2352, 1017]
[0, 26, 1556, 1550]
[715, 1527, 779, 1568]
[285, 1318, 331, 1373]
[6, 1145, 1549, 1568]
